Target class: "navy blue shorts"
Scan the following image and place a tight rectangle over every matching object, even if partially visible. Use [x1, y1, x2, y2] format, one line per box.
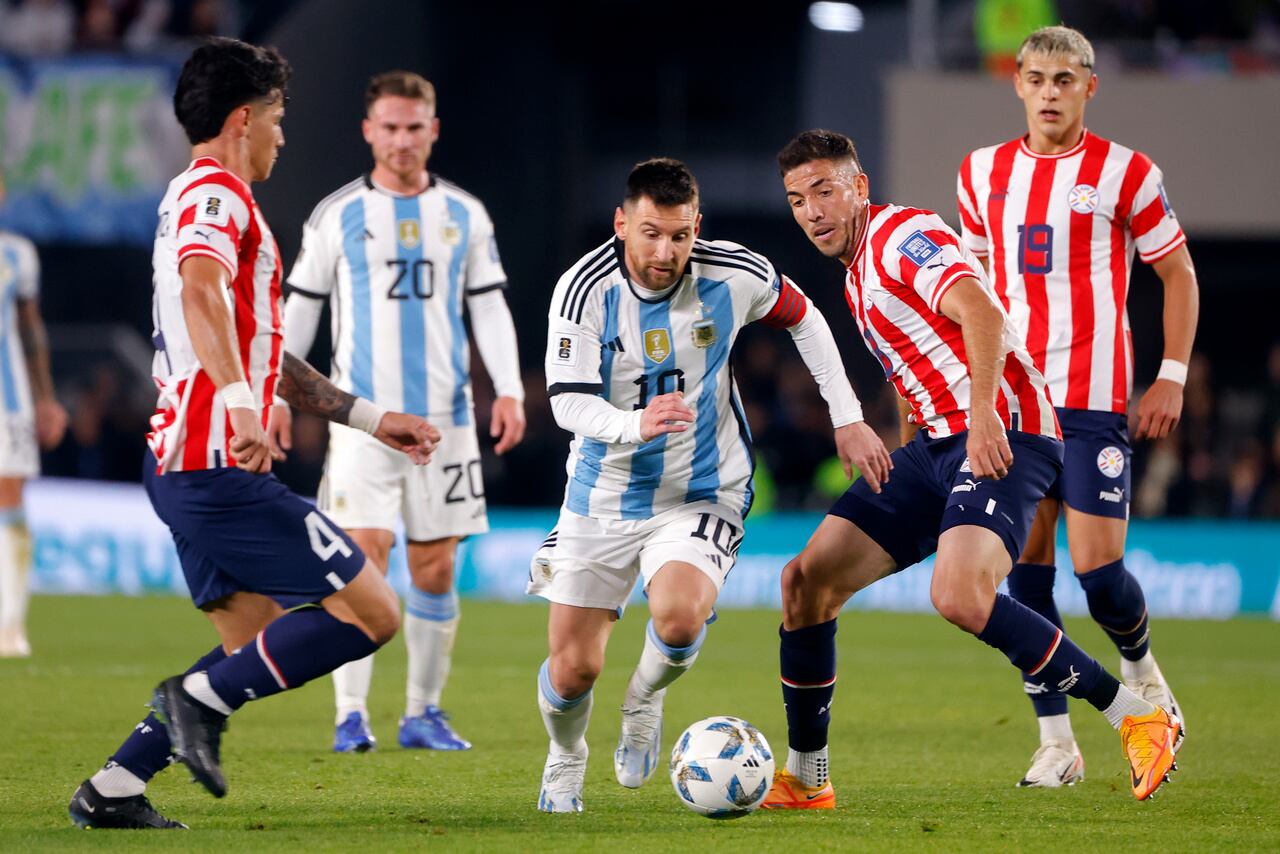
[829, 430, 1064, 569]
[1046, 408, 1130, 520]
[143, 455, 366, 609]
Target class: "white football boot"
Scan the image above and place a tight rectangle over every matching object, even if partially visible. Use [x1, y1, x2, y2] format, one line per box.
[537, 748, 587, 813]
[1016, 739, 1085, 788]
[614, 683, 664, 788]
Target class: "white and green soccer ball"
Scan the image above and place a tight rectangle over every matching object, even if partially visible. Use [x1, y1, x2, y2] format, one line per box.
[669, 716, 775, 819]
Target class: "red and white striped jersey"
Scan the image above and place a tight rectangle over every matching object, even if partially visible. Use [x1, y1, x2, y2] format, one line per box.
[147, 157, 284, 473]
[957, 131, 1186, 413]
[845, 203, 1059, 440]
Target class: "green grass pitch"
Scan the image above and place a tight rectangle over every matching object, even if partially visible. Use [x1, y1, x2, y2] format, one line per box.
[1, 595, 1277, 851]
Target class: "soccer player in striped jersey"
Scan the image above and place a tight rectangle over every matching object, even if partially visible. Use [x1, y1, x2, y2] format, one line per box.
[68, 39, 438, 830]
[763, 130, 1180, 807]
[957, 26, 1198, 788]
[275, 71, 524, 755]
[0, 167, 68, 658]
[529, 158, 890, 813]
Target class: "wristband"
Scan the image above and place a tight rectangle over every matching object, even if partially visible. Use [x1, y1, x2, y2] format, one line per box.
[219, 381, 257, 411]
[1156, 359, 1188, 386]
[348, 397, 387, 434]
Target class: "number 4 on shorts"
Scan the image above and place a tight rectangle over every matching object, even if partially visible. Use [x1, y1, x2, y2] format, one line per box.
[305, 510, 354, 561]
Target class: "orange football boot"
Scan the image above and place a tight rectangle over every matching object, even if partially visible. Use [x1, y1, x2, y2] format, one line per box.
[1120, 707, 1182, 801]
[760, 769, 835, 810]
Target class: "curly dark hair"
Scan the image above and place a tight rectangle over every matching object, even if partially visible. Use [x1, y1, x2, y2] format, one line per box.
[174, 37, 291, 145]
[625, 157, 699, 208]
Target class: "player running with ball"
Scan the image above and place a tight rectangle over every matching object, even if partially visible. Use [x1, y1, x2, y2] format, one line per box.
[530, 158, 889, 812]
[762, 130, 1181, 809]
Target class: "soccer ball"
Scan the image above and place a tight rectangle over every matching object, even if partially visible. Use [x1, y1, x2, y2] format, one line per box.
[669, 716, 775, 819]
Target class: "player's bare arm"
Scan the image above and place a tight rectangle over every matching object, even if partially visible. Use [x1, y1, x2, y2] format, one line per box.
[939, 278, 1013, 479]
[179, 255, 272, 473]
[1135, 245, 1199, 440]
[895, 394, 918, 448]
[16, 297, 67, 450]
[276, 351, 439, 464]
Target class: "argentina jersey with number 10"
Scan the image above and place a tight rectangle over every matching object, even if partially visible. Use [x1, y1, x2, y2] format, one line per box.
[546, 238, 785, 521]
[288, 174, 507, 424]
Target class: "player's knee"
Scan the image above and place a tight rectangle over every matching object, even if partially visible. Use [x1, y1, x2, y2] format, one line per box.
[929, 584, 989, 634]
[409, 548, 455, 593]
[365, 599, 401, 645]
[651, 611, 704, 649]
[549, 653, 600, 698]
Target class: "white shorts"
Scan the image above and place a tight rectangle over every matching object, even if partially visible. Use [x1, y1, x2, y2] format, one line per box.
[0, 413, 38, 479]
[318, 422, 488, 542]
[527, 502, 744, 613]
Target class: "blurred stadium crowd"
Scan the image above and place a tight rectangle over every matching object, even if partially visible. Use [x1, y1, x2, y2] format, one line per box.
[8, 0, 1280, 519]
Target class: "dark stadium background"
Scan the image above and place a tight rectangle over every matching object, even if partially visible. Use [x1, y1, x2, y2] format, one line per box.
[10, 0, 1280, 517]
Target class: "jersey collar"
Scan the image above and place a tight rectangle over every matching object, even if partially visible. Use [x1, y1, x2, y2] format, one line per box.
[363, 171, 436, 198]
[1018, 129, 1090, 160]
[613, 237, 689, 303]
[188, 156, 250, 192]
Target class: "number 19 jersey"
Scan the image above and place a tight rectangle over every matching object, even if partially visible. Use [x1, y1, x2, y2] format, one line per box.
[288, 173, 506, 425]
[546, 237, 790, 521]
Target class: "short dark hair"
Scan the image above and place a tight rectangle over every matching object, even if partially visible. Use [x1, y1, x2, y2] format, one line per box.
[174, 37, 291, 145]
[777, 129, 862, 176]
[625, 157, 699, 208]
[365, 71, 436, 114]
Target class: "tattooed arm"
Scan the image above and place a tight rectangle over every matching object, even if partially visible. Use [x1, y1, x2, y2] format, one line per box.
[276, 352, 440, 463]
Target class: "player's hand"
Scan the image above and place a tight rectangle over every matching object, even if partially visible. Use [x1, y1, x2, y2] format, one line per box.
[1134, 379, 1183, 441]
[228, 407, 272, 474]
[966, 409, 1013, 480]
[374, 412, 441, 465]
[834, 421, 893, 494]
[34, 397, 68, 450]
[490, 396, 526, 455]
[266, 402, 292, 461]
[639, 392, 694, 442]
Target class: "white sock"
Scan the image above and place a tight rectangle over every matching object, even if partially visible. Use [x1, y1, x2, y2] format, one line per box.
[1038, 713, 1075, 744]
[90, 762, 146, 798]
[333, 653, 374, 723]
[1120, 650, 1157, 683]
[182, 671, 233, 716]
[537, 659, 591, 754]
[1102, 685, 1156, 729]
[631, 620, 705, 699]
[404, 587, 459, 717]
[786, 747, 829, 788]
[0, 516, 29, 630]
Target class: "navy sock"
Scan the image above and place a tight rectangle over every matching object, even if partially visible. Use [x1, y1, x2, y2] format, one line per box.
[1077, 559, 1150, 661]
[205, 607, 381, 712]
[1006, 563, 1068, 717]
[110, 645, 227, 781]
[779, 620, 837, 752]
[978, 593, 1120, 713]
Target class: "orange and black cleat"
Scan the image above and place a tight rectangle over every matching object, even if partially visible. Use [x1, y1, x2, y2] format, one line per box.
[760, 769, 835, 810]
[1120, 706, 1183, 801]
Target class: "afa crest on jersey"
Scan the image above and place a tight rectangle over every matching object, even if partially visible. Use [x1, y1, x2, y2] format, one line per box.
[440, 220, 462, 246]
[398, 219, 421, 249]
[897, 230, 941, 266]
[644, 328, 672, 363]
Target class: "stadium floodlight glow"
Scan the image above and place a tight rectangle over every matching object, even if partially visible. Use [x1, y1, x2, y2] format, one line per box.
[808, 2, 863, 33]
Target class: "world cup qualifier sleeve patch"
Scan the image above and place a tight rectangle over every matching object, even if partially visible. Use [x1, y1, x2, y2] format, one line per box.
[194, 190, 232, 227]
[554, 332, 579, 367]
[897, 230, 942, 266]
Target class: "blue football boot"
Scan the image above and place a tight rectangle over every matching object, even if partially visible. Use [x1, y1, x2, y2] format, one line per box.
[398, 705, 471, 750]
[333, 712, 376, 753]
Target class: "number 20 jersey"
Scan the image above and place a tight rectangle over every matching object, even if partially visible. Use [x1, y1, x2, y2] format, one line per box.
[957, 131, 1185, 414]
[288, 174, 506, 424]
[546, 237, 789, 521]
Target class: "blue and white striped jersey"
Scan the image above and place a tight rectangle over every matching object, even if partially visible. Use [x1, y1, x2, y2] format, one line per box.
[0, 230, 38, 419]
[287, 174, 506, 424]
[546, 237, 788, 520]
